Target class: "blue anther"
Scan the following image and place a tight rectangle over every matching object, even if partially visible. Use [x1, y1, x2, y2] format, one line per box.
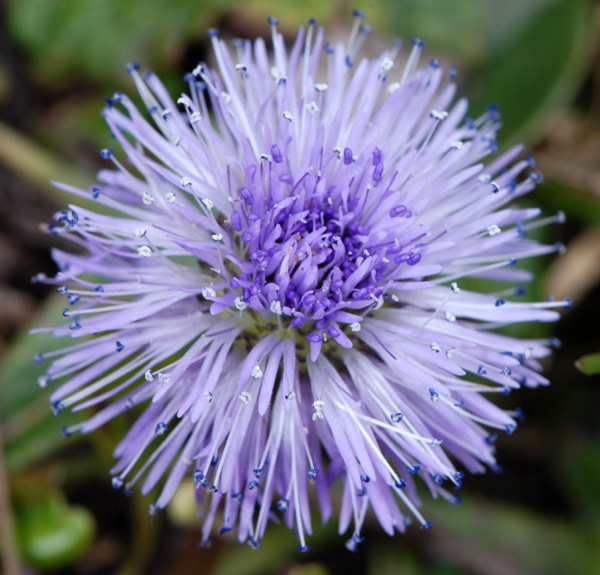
[248, 480, 261, 490]
[307, 468, 319, 479]
[390, 412, 403, 423]
[395, 479, 406, 489]
[267, 16, 279, 25]
[495, 299, 506, 307]
[116, 341, 125, 352]
[126, 62, 140, 74]
[52, 400, 64, 416]
[207, 28, 219, 38]
[67, 293, 80, 305]
[420, 520, 433, 530]
[298, 545, 311, 553]
[218, 526, 231, 535]
[112, 476, 124, 490]
[155, 422, 168, 435]
[99, 147, 113, 160]
[277, 498, 289, 512]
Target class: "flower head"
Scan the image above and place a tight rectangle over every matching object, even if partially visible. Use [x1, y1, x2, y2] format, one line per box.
[35, 15, 566, 550]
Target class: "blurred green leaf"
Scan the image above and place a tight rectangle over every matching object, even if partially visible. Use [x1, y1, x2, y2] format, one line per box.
[15, 492, 95, 570]
[212, 521, 338, 575]
[383, 0, 486, 64]
[539, 179, 600, 227]
[7, 0, 236, 86]
[576, 352, 600, 375]
[560, 441, 600, 528]
[0, 296, 83, 472]
[468, 0, 593, 143]
[428, 498, 600, 575]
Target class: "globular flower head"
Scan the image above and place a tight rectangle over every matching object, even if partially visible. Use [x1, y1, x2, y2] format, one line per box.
[35, 14, 566, 551]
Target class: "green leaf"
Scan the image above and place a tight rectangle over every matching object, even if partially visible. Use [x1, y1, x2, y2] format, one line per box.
[15, 493, 95, 571]
[0, 295, 83, 472]
[427, 498, 600, 575]
[468, 0, 594, 143]
[576, 352, 600, 375]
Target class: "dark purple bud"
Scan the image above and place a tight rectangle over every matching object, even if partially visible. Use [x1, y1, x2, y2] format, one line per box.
[239, 187, 254, 205]
[343, 147, 353, 165]
[231, 211, 243, 231]
[271, 144, 283, 163]
[407, 253, 421, 265]
[389, 205, 407, 218]
[372, 147, 381, 166]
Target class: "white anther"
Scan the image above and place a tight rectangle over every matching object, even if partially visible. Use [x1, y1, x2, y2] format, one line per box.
[201, 198, 214, 211]
[135, 228, 147, 238]
[430, 342, 441, 353]
[478, 174, 491, 183]
[138, 246, 152, 258]
[142, 191, 155, 205]
[286, 391, 296, 400]
[177, 95, 192, 107]
[161, 108, 171, 118]
[190, 112, 202, 124]
[180, 177, 192, 187]
[204, 391, 213, 403]
[283, 111, 293, 122]
[445, 311, 456, 322]
[451, 282, 460, 293]
[350, 322, 361, 332]
[239, 391, 252, 404]
[37, 375, 49, 388]
[221, 91, 231, 103]
[431, 439, 443, 448]
[260, 153, 272, 161]
[524, 347, 533, 359]
[445, 348, 456, 359]
[382, 257, 390, 263]
[487, 224, 501, 236]
[211, 233, 224, 243]
[430, 110, 448, 120]
[202, 286, 216, 299]
[235, 63, 247, 71]
[315, 83, 328, 92]
[145, 369, 154, 382]
[388, 82, 401, 94]
[306, 101, 319, 114]
[165, 191, 177, 203]
[251, 365, 263, 379]
[312, 400, 325, 421]
[210, 267, 221, 275]
[451, 141, 463, 150]
[270, 300, 282, 315]
[391, 295, 399, 302]
[234, 297, 247, 311]
[380, 58, 394, 71]
[158, 372, 171, 384]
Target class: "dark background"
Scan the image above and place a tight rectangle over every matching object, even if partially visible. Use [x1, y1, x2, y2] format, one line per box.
[1, 1, 599, 573]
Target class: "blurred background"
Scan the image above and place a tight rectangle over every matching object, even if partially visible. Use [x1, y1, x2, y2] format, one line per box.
[1, 0, 599, 573]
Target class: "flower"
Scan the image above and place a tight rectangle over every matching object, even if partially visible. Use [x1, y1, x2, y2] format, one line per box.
[34, 13, 567, 551]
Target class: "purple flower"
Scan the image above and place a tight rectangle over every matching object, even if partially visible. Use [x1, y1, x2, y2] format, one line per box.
[35, 15, 567, 551]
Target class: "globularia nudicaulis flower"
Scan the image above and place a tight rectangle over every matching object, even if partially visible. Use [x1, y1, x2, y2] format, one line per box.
[34, 13, 566, 552]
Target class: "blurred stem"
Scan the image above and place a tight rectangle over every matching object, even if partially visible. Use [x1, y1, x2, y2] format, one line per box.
[0, 121, 91, 199]
[116, 492, 161, 575]
[0, 423, 22, 575]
